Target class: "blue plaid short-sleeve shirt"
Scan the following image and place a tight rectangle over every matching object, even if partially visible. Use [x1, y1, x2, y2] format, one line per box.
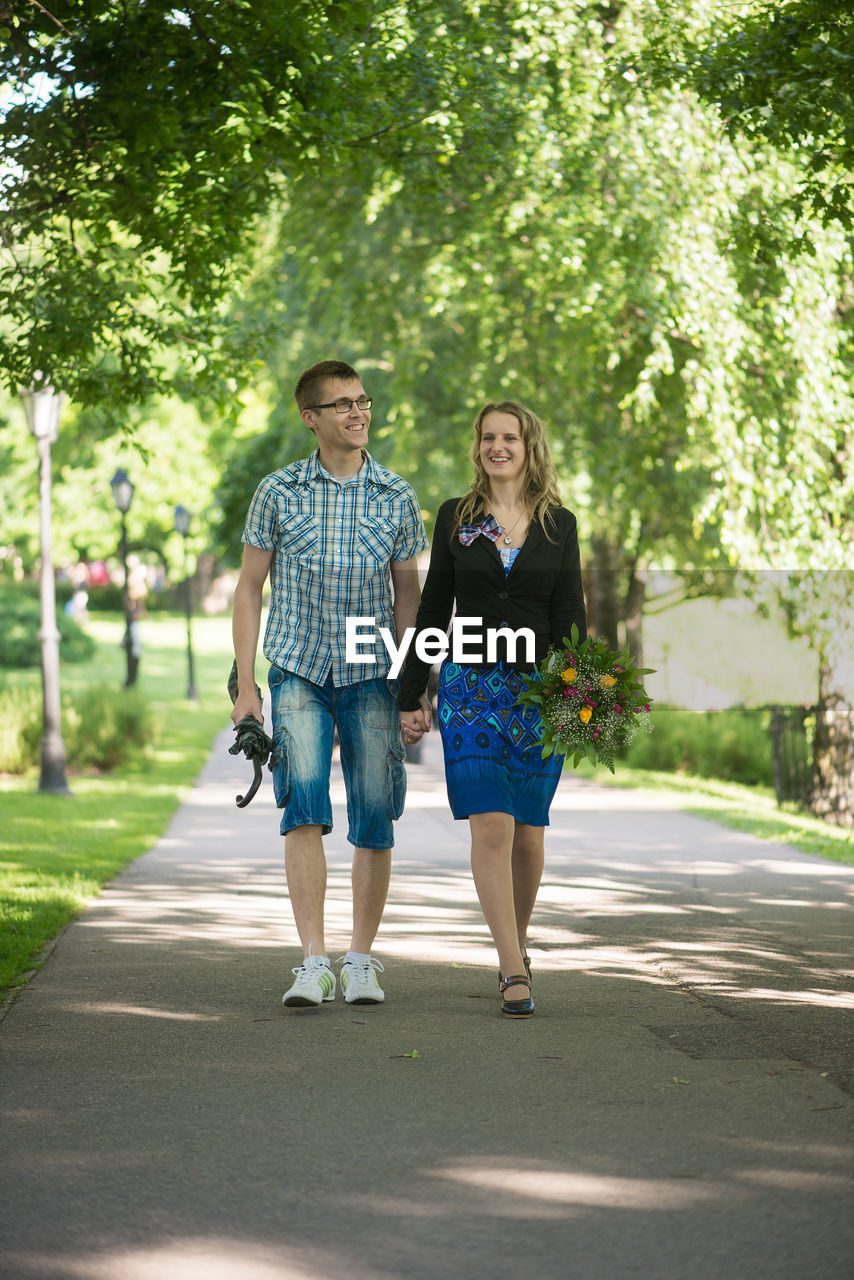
[242, 450, 427, 686]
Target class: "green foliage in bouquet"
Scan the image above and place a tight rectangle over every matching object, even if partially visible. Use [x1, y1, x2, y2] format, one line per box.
[516, 624, 654, 772]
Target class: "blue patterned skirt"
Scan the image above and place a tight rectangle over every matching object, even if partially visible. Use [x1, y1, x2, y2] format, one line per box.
[437, 661, 564, 824]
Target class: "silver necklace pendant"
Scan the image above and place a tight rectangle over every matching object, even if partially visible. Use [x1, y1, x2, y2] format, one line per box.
[503, 535, 512, 545]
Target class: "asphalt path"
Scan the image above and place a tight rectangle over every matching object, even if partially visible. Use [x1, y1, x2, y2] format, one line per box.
[1, 727, 853, 1280]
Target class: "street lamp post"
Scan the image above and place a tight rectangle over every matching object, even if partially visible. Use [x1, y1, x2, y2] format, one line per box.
[20, 381, 70, 794]
[109, 468, 136, 687]
[174, 505, 197, 701]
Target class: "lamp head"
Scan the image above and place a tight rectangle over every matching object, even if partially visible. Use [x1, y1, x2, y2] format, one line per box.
[20, 381, 63, 443]
[110, 468, 134, 514]
[174, 505, 191, 537]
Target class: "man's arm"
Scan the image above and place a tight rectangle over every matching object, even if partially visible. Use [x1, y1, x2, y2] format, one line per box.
[391, 554, 432, 736]
[231, 543, 273, 725]
[390, 554, 421, 637]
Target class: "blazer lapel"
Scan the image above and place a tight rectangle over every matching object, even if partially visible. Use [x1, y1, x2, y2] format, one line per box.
[506, 517, 545, 575]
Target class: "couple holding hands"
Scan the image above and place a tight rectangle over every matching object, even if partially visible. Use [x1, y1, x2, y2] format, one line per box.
[231, 360, 586, 1019]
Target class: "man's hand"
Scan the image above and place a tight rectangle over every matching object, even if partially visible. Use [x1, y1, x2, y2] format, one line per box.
[231, 691, 264, 727]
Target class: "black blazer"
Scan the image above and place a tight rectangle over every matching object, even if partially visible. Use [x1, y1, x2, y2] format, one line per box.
[398, 498, 587, 711]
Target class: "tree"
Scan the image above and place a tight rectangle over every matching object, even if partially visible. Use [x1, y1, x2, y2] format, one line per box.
[0, 0, 529, 407]
[214, 3, 745, 648]
[637, 0, 854, 237]
[635, 0, 854, 824]
[0, 385, 219, 578]
[213, 1, 854, 824]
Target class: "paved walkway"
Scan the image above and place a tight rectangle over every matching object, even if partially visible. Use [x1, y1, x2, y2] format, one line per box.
[1, 729, 853, 1280]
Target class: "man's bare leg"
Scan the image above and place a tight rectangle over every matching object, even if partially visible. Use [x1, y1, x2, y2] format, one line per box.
[350, 847, 392, 954]
[284, 824, 328, 957]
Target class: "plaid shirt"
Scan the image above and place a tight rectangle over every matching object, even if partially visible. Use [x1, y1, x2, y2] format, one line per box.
[242, 450, 427, 686]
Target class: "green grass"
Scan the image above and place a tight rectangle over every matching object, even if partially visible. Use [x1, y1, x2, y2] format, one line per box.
[574, 761, 853, 864]
[0, 613, 244, 999]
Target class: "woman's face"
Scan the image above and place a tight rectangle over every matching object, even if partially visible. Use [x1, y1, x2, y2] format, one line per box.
[479, 411, 527, 485]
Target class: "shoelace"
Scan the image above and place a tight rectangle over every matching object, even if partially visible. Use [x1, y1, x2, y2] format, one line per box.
[292, 958, 333, 977]
[337, 956, 384, 978]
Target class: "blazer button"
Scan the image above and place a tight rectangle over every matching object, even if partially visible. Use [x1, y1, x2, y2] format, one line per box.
[497, 589, 509, 600]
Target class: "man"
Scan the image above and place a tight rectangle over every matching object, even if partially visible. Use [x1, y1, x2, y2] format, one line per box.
[231, 360, 430, 1008]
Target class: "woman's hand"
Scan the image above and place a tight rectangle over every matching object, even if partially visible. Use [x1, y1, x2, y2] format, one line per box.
[400, 695, 432, 744]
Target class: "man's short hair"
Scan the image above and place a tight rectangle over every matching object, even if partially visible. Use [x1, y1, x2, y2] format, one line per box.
[294, 360, 361, 412]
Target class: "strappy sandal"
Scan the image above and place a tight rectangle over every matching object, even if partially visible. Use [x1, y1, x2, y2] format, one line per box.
[498, 954, 531, 986]
[499, 973, 534, 1018]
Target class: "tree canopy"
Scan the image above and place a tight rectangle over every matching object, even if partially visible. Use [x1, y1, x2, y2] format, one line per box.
[2, 0, 852, 821]
[0, 0, 529, 404]
[638, 0, 854, 236]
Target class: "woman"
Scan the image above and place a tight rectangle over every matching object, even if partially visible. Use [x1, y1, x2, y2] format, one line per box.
[398, 401, 587, 1018]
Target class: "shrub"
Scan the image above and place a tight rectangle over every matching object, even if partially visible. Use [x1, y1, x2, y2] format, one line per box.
[624, 704, 774, 787]
[0, 684, 156, 774]
[0, 684, 43, 773]
[63, 686, 157, 771]
[0, 585, 96, 668]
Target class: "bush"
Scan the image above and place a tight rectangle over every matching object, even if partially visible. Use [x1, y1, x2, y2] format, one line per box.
[0, 584, 96, 668]
[0, 684, 156, 774]
[624, 704, 774, 787]
[0, 684, 43, 773]
[63, 686, 157, 771]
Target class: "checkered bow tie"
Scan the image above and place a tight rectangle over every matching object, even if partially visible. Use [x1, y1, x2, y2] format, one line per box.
[458, 514, 503, 546]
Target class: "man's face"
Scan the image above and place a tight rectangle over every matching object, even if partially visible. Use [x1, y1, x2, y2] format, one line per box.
[301, 378, 371, 455]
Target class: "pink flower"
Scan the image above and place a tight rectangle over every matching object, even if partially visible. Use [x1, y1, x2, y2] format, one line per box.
[615, 705, 622, 714]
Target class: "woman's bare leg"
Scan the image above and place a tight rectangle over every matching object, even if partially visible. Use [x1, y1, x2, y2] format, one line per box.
[469, 812, 528, 1001]
[511, 822, 546, 955]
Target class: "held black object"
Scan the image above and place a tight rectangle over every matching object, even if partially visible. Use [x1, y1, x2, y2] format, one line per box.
[226, 661, 274, 808]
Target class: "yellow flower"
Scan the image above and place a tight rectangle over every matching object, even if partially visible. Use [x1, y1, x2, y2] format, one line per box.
[561, 667, 578, 683]
[579, 707, 592, 724]
[599, 674, 617, 689]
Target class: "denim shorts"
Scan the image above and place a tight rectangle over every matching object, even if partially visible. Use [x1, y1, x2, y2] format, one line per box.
[268, 667, 406, 849]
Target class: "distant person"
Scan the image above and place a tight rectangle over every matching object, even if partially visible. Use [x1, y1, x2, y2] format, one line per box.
[121, 603, 143, 687]
[231, 360, 428, 1009]
[64, 588, 89, 624]
[398, 400, 586, 1018]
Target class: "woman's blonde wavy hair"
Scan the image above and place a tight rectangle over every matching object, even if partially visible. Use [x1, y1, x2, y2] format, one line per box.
[454, 400, 563, 540]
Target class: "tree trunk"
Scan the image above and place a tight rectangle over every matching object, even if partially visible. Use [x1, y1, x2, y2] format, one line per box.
[588, 535, 620, 648]
[623, 569, 646, 667]
[807, 637, 854, 829]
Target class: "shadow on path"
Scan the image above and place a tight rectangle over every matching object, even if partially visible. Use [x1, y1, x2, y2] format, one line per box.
[1, 730, 852, 1280]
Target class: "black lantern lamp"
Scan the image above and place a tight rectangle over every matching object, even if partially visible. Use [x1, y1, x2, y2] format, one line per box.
[110, 468, 137, 686]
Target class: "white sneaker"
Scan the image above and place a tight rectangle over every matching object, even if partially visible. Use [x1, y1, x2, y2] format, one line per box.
[282, 955, 336, 1007]
[339, 956, 385, 1004]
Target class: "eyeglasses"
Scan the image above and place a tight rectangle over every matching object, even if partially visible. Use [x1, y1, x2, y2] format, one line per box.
[308, 396, 373, 414]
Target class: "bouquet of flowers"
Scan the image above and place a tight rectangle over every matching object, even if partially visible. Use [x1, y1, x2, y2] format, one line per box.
[516, 624, 654, 773]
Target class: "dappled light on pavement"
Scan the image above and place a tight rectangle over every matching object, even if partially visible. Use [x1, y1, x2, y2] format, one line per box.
[2, 729, 853, 1280]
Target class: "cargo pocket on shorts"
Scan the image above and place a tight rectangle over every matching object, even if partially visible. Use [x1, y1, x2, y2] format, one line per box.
[270, 728, 291, 809]
[386, 739, 406, 821]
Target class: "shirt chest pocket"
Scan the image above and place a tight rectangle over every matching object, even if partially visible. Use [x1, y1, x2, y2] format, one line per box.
[280, 513, 320, 559]
[356, 517, 397, 565]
